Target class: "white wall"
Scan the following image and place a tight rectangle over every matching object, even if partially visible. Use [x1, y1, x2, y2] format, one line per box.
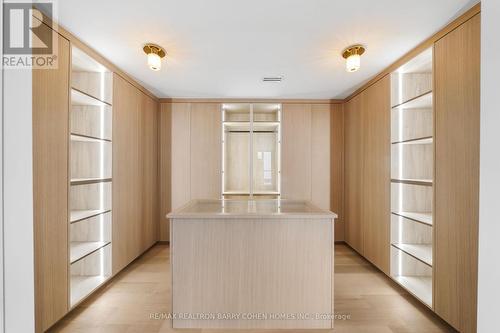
[2, 46, 35, 333]
[0, 2, 4, 331]
[477, 1, 500, 332]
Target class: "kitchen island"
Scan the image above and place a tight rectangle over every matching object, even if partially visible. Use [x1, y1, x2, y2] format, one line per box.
[167, 199, 337, 329]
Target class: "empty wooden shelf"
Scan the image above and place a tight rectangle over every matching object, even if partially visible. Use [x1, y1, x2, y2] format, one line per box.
[392, 91, 433, 110]
[394, 276, 432, 307]
[391, 246, 432, 307]
[71, 133, 111, 143]
[70, 241, 110, 263]
[392, 137, 433, 145]
[71, 88, 110, 107]
[70, 209, 111, 223]
[391, 178, 433, 186]
[72, 47, 113, 104]
[392, 211, 433, 225]
[70, 276, 108, 307]
[70, 244, 111, 307]
[392, 243, 432, 266]
[70, 177, 112, 185]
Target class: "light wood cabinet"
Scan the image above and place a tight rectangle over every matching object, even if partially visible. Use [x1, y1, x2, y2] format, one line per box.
[159, 104, 172, 241]
[192, 103, 222, 199]
[311, 104, 331, 210]
[33, 25, 70, 333]
[281, 103, 330, 210]
[159, 102, 222, 240]
[112, 74, 140, 273]
[344, 95, 364, 254]
[281, 104, 312, 201]
[140, 94, 159, 252]
[113, 75, 160, 271]
[362, 76, 391, 274]
[170, 103, 192, 212]
[344, 77, 391, 272]
[434, 14, 480, 333]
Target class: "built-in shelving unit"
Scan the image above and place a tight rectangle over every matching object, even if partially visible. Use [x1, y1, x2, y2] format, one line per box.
[390, 48, 433, 307]
[69, 46, 113, 307]
[222, 104, 281, 198]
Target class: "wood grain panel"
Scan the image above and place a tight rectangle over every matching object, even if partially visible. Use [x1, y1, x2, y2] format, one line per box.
[171, 218, 333, 329]
[281, 104, 312, 200]
[33, 25, 70, 332]
[344, 94, 364, 254]
[190, 103, 222, 200]
[362, 76, 391, 274]
[140, 93, 159, 251]
[311, 104, 331, 210]
[434, 14, 480, 333]
[112, 74, 140, 274]
[159, 104, 172, 241]
[331, 104, 344, 241]
[170, 103, 191, 210]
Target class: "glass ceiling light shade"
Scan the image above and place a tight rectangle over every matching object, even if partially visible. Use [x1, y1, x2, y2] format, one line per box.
[342, 45, 365, 72]
[143, 43, 166, 71]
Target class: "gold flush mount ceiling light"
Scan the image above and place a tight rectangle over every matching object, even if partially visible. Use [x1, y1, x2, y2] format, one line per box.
[143, 43, 166, 71]
[342, 45, 365, 72]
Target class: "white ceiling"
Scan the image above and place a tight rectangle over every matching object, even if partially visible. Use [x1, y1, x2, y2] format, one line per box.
[56, 0, 477, 99]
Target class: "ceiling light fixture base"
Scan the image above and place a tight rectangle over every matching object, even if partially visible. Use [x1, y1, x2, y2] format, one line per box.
[143, 44, 166, 58]
[342, 45, 365, 59]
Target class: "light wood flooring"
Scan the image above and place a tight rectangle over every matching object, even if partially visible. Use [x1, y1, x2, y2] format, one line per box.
[50, 244, 456, 332]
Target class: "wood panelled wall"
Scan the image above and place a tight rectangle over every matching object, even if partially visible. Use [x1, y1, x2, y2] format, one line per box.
[159, 103, 222, 240]
[281, 104, 332, 208]
[112, 75, 159, 274]
[33, 24, 70, 332]
[159, 102, 344, 241]
[434, 14, 480, 333]
[344, 77, 391, 273]
[331, 104, 345, 241]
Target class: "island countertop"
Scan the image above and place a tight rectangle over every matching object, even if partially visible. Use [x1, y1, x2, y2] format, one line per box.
[167, 199, 338, 219]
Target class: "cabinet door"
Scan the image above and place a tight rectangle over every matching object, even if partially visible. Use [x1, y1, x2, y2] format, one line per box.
[344, 94, 364, 254]
[362, 76, 391, 274]
[331, 104, 345, 241]
[112, 75, 141, 273]
[190, 103, 222, 200]
[33, 25, 70, 332]
[311, 104, 331, 210]
[170, 103, 191, 211]
[140, 93, 159, 251]
[281, 104, 312, 200]
[159, 104, 172, 241]
[434, 14, 480, 332]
